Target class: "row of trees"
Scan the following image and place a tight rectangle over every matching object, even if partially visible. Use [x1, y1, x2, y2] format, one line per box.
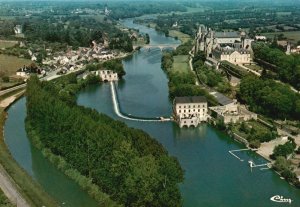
[238, 75, 300, 120]
[237, 121, 277, 148]
[26, 76, 184, 207]
[192, 52, 232, 96]
[108, 2, 186, 19]
[20, 16, 133, 52]
[271, 138, 300, 188]
[252, 43, 300, 90]
[147, 3, 300, 38]
[161, 49, 217, 105]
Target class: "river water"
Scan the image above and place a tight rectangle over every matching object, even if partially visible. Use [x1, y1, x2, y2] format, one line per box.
[3, 18, 300, 207]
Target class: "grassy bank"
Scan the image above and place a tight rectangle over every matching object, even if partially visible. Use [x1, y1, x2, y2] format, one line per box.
[261, 31, 300, 43]
[0, 54, 32, 76]
[26, 121, 121, 207]
[168, 30, 191, 44]
[0, 188, 14, 207]
[172, 55, 190, 73]
[0, 94, 58, 207]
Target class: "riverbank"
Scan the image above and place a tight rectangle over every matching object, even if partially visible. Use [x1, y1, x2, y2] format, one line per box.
[181, 38, 300, 188]
[0, 91, 58, 207]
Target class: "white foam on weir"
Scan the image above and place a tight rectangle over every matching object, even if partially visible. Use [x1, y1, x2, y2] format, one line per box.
[110, 81, 166, 122]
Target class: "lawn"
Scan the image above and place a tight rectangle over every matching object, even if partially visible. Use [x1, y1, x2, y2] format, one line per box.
[0, 41, 17, 49]
[261, 31, 300, 43]
[0, 54, 32, 76]
[168, 30, 191, 44]
[172, 55, 190, 73]
[245, 64, 263, 72]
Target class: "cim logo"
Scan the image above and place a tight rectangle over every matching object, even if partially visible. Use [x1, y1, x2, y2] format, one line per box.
[270, 195, 292, 204]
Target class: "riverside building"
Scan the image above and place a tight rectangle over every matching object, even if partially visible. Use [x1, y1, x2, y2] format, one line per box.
[173, 96, 208, 128]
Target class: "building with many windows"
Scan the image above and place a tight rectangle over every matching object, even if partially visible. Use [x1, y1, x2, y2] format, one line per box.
[195, 25, 253, 65]
[173, 96, 208, 128]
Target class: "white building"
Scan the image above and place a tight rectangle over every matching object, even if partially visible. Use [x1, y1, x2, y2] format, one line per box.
[92, 70, 118, 82]
[14, 25, 22, 34]
[213, 46, 252, 64]
[209, 100, 257, 124]
[173, 96, 208, 128]
[16, 67, 27, 77]
[195, 26, 253, 63]
[255, 36, 267, 41]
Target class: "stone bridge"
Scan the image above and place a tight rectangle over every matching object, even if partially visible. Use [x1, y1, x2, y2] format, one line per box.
[134, 44, 178, 51]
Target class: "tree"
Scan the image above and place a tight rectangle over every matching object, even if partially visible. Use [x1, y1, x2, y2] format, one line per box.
[270, 138, 296, 159]
[2, 76, 9, 83]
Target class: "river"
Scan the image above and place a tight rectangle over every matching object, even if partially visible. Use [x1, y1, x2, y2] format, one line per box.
[4, 18, 300, 207]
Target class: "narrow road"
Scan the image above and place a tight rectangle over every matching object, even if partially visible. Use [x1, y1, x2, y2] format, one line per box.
[0, 92, 30, 207]
[0, 84, 26, 96]
[188, 50, 199, 85]
[0, 165, 30, 207]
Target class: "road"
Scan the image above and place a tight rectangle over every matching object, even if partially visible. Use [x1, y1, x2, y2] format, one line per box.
[0, 84, 26, 97]
[0, 158, 30, 207]
[0, 68, 82, 97]
[0, 68, 78, 207]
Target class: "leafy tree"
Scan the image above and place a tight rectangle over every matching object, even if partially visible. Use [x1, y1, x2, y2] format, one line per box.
[1, 76, 9, 83]
[25, 76, 184, 206]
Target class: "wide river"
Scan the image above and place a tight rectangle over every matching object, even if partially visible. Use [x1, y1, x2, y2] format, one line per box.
[4, 19, 300, 207]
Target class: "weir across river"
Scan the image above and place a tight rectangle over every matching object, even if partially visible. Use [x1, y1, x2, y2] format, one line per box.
[110, 81, 171, 122]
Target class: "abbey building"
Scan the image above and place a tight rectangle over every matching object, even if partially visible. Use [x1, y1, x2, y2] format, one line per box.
[195, 25, 253, 64]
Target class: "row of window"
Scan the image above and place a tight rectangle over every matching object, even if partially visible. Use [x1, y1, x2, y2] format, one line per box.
[178, 109, 206, 113]
[178, 104, 206, 109]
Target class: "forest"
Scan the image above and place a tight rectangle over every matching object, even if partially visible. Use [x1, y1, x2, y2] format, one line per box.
[238, 75, 300, 120]
[137, 2, 300, 38]
[161, 44, 218, 105]
[22, 16, 133, 52]
[25, 75, 184, 207]
[192, 51, 232, 96]
[252, 43, 300, 90]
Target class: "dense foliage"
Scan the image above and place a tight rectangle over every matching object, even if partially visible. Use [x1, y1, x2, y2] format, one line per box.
[0, 189, 13, 207]
[141, 2, 300, 37]
[26, 75, 184, 207]
[109, 2, 186, 19]
[86, 59, 126, 78]
[21, 16, 133, 52]
[271, 138, 297, 159]
[272, 143, 300, 188]
[253, 43, 300, 90]
[273, 156, 300, 187]
[239, 75, 300, 120]
[235, 121, 277, 148]
[161, 51, 217, 105]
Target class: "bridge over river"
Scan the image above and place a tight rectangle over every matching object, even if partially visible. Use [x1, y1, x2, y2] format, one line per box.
[134, 44, 178, 51]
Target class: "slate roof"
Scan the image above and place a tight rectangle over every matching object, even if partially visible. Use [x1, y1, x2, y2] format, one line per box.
[214, 32, 240, 38]
[175, 96, 207, 104]
[210, 92, 234, 106]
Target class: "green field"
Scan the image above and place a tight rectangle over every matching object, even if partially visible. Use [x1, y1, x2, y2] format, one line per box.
[0, 41, 17, 49]
[80, 14, 105, 22]
[261, 31, 300, 43]
[0, 54, 32, 76]
[245, 64, 263, 72]
[169, 30, 191, 44]
[172, 55, 190, 73]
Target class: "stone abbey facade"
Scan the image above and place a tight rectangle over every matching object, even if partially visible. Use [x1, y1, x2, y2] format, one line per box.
[195, 25, 253, 64]
[173, 96, 208, 128]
